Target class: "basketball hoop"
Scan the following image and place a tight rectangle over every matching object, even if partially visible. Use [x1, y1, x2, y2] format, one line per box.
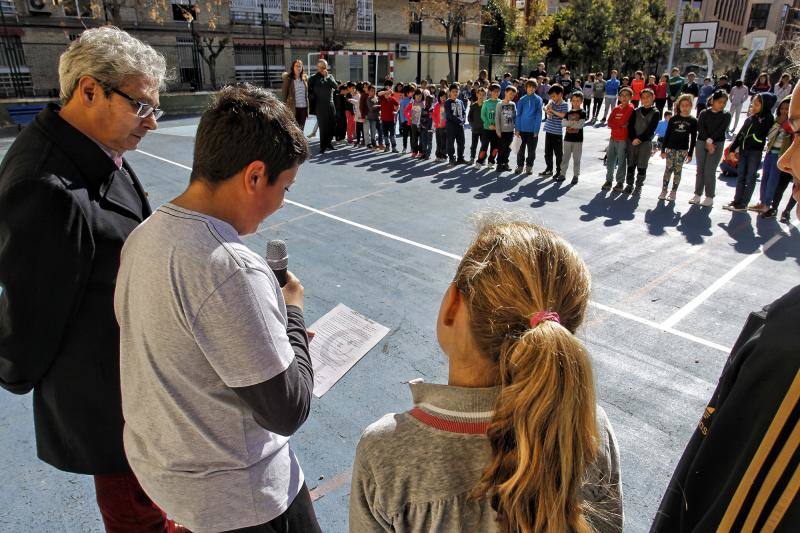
[680, 22, 718, 50]
[691, 42, 702, 48]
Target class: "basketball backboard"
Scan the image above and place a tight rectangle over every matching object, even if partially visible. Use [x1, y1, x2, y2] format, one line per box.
[680, 21, 718, 49]
[741, 30, 777, 51]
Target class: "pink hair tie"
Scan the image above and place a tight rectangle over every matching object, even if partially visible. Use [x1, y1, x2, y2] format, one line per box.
[530, 311, 560, 328]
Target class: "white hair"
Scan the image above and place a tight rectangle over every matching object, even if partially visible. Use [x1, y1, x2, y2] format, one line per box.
[58, 26, 169, 104]
[317, 59, 329, 68]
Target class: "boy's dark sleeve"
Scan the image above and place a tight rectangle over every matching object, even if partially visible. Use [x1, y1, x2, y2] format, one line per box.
[729, 117, 749, 152]
[688, 119, 698, 155]
[231, 305, 313, 437]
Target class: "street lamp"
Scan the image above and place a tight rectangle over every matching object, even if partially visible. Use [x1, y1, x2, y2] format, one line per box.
[415, 5, 423, 83]
[260, 2, 268, 88]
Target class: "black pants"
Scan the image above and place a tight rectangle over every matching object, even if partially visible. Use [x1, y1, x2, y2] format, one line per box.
[772, 170, 798, 212]
[400, 122, 411, 150]
[381, 121, 396, 147]
[435, 128, 447, 158]
[318, 108, 335, 152]
[470, 129, 482, 159]
[517, 132, 538, 167]
[410, 125, 420, 153]
[446, 125, 465, 161]
[592, 98, 603, 119]
[478, 129, 498, 163]
[355, 121, 364, 145]
[224, 484, 321, 533]
[544, 132, 563, 174]
[497, 132, 514, 166]
[655, 98, 666, 117]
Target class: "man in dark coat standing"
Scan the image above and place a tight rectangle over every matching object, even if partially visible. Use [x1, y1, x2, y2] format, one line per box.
[0, 27, 179, 531]
[308, 58, 339, 154]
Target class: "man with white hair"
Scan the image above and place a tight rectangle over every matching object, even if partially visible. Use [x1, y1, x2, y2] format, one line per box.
[0, 27, 178, 531]
[308, 58, 339, 154]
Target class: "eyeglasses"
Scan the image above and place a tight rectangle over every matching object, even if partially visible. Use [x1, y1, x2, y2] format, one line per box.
[111, 87, 164, 121]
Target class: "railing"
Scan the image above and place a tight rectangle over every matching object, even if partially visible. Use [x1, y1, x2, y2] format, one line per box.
[287, 0, 334, 15]
[230, 0, 283, 24]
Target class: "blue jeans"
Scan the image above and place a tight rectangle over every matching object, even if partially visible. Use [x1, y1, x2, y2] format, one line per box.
[368, 119, 378, 145]
[733, 150, 763, 206]
[606, 139, 628, 184]
[759, 151, 781, 206]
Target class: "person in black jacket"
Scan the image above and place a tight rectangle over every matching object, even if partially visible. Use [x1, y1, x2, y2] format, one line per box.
[308, 59, 339, 155]
[724, 92, 777, 211]
[0, 27, 175, 531]
[651, 80, 800, 533]
[625, 89, 659, 194]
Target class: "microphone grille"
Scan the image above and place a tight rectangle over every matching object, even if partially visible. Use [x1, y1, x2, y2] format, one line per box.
[266, 240, 288, 270]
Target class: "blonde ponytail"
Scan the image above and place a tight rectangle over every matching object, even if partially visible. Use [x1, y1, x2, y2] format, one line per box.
[455, 218, 599, 533]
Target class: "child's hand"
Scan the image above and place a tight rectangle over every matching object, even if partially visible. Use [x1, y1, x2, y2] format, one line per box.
[496, 131, 502, 138]
[632, 139, 641, 146]
[515, 131, 521, 137]
[707, 144, 715, 154]
[685, 155, 692, 163]
[660, 152, 667, 159]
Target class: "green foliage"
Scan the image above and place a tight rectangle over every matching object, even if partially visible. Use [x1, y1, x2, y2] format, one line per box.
[481, 0, 507, 54]
[553, 0, 673, 74]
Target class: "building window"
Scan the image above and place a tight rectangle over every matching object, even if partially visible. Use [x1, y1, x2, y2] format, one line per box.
[171, 1, 196, 22]
[1, 0, 15, 16]
[357, 0, 373, 32]
[176, 36, 203, 89]
[350, 54, 363, 82]
[230, 0, 283, 25]
[0, 36, 32, 97]
[63, 0, 93, 17]
[234, 44, 284, 87]
[288, 0, 333, 14]
[747, 3, 771, 32]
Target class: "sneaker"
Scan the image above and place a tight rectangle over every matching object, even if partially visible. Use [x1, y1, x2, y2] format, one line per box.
[668, 190, 677, 202]
[391, 147, 399, 153]
[623, 184, 634, 195]
[554, 174, 566, 182]
[401, 148, 407, 153]
[448, 160, 457, 168]
[475, 160, 485, 167]
[410, 151, 418, 157]
[688, 195, 701, 205]
[378, 144, 385, 150]
[456, 158, 468, 165]
[762, 208, 777, 219]
[781, 211, 791, 223]
[468, 157, 475, 164]
[307, 133, 316, 139]
[601, 181, 612, 191]
[571, 176, 579, 185]
[495, 165, 504, 173]
[633, 185, 642, 196]
[612, 183, 624, 193]
[700, 196, 714, 207]
[747, 203, 767, 212]
[488, 158, 496, 165]
[515, 166, 525, 173]
[658, 188, 668, 200]
[539, 169, 553, 177]
[383, 146, 390, 153]
[525, 165, 533, 174]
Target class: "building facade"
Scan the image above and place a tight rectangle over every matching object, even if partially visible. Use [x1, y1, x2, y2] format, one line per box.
[0, 0, 483, 98]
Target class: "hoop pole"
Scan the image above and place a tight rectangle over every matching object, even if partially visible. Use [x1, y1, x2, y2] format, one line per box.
[703, 48, 713, 79]
[667, 0, 684, 73]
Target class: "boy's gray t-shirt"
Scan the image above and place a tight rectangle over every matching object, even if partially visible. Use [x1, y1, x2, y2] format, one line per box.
[114, 203, 303, 532]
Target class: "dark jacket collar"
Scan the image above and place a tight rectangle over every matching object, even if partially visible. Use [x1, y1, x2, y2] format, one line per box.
[34, 103, 151, 221]
[34, 103, 119, 189]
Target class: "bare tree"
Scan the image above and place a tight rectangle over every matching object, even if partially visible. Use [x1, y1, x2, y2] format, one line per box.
[419, 0, 482, 83]
[176, 1, 230, 90]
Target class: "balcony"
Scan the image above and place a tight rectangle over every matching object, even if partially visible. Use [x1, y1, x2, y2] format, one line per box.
[230, 0, 283, 25]
[287, 0, 334, 15]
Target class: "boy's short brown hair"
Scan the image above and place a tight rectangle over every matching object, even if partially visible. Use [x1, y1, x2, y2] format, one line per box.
[191, 83, 308, 186]
[525, 79, 538, 89]
[618, 86, 633, 97]
[489, 83, 501, 93]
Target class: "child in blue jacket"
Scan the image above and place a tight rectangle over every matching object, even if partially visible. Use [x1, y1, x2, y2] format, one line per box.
[515, 79, 543, 174]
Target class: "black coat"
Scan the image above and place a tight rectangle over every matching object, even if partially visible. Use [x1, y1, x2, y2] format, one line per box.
[0, 104, 151, 474]
[651, 286, 800, 532]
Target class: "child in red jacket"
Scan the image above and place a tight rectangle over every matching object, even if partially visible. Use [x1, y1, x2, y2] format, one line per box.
[432, 90, 448, 161]
[602, 87, 634, 191]
[378, 82, 400, 153]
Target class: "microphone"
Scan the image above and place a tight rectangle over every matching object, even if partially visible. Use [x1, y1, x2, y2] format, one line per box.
[266, 240, 289, 287]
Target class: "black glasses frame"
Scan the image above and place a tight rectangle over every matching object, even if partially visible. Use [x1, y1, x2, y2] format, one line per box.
[110, 87, 164, 121]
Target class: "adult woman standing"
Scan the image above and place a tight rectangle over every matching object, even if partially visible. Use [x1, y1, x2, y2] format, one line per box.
[281, 59, 309, 129]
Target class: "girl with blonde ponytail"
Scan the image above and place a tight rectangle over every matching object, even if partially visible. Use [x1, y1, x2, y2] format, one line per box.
[349, 218, 622, 533]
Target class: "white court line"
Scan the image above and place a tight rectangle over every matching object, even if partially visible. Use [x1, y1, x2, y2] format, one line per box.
[135, 149, 732, 353]
[661, 224, 798, 329]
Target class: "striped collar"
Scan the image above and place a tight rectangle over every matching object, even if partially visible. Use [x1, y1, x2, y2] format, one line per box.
[408, 380, 498, 435]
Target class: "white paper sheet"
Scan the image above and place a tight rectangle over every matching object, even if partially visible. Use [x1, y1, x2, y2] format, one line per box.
[308, 303, 390, 397]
